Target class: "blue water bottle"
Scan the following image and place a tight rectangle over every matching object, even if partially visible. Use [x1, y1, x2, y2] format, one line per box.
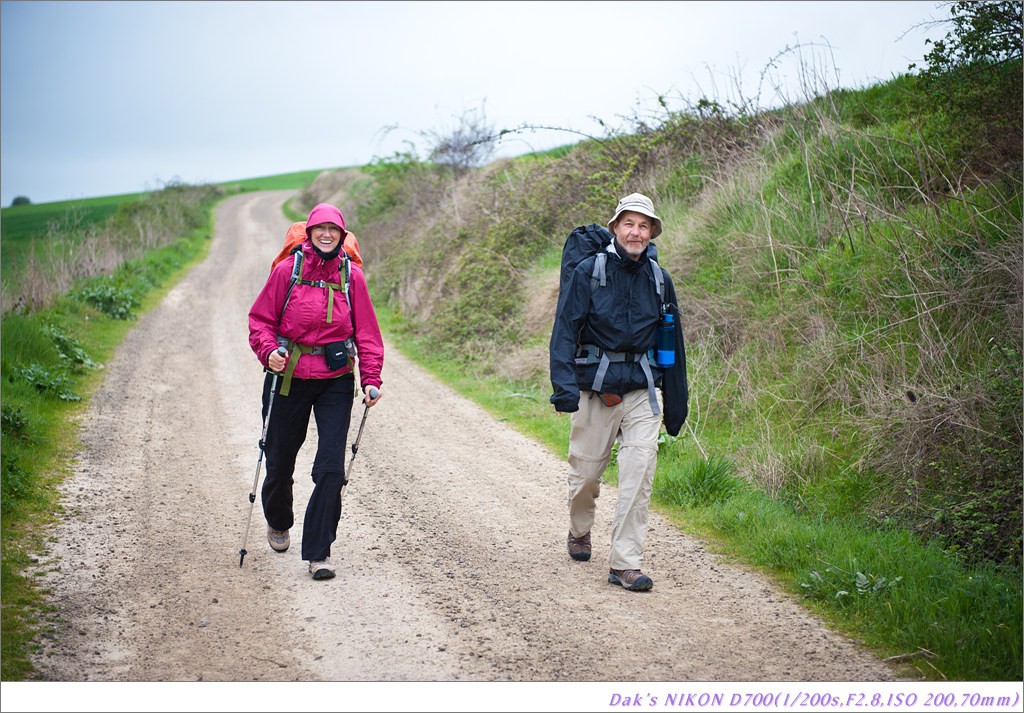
[656, 311, 675, 367]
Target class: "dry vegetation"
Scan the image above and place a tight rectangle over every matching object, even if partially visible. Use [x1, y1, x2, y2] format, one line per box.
[2, 184, 222, 315]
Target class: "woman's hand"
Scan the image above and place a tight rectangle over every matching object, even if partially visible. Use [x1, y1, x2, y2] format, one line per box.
[363, 385, 382, 407]
[267, 348, 288, 373]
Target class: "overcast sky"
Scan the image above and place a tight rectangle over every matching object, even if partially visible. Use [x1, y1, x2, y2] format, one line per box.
[0, 0, 948, 207]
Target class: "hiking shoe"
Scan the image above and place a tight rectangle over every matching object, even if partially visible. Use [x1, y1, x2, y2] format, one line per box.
[308, 558, 335, 580]
[608, 568, 653, 591]
[567, 531, 591, 562]
[267, 526, 290, 552]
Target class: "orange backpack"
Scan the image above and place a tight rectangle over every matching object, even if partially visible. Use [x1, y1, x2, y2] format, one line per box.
[271, 221, 363, 272]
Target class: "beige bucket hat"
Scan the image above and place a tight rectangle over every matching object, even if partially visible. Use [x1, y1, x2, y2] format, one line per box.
[607, 192, 662, 239]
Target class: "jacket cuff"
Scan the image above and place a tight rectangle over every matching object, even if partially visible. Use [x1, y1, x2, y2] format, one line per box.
[551, 396, 579, 413]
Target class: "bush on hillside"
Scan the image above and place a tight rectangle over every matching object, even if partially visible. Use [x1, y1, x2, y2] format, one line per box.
[912, 0, 1023, 177]
[424, 105, 498, 179]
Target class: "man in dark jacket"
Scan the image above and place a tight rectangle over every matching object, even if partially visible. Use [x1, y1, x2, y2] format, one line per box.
[549, 193, 687, 591]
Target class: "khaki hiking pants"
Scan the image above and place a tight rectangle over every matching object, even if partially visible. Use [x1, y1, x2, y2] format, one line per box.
[567, 388, 662, 571]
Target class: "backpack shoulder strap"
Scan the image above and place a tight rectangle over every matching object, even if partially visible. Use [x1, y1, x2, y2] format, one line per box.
[588, 244, 663, 303]
[290, 248, 304, 283]
[341, 253, 351, 298]
[590, 251, 608, 292]
[277, 251, 304, 324]
[649, 256, 665, 304]
[292, 250, 348, 295]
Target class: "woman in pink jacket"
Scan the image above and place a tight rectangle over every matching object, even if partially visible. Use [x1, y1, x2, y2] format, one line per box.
[248, 202, 384, 580]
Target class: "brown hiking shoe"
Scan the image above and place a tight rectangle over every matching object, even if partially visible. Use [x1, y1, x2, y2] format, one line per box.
[567, 531, 591, 561]
[308, 557, 335, 580]
[608, 568, 653, 591]
[267, 526, 290, 552]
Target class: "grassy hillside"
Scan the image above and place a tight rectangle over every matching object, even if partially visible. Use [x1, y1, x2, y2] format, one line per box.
[309, 58, 1022, 679]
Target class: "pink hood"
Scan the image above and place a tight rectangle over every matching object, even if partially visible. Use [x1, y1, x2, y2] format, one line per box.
[305, 203, 347, 237]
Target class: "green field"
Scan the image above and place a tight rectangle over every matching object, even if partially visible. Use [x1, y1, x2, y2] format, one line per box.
[0, 170, 329, 293]
[1, 195, 143, 281]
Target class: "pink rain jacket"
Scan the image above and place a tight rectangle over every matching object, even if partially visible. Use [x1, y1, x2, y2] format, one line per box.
[248, 240, 384, 389]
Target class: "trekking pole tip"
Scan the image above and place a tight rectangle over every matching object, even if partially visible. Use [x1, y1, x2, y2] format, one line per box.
[239, 549, 247, 567]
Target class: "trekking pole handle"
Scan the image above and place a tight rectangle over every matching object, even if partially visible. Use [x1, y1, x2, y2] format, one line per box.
[268, 346, 288, 374]
[366, 386, 379, 400]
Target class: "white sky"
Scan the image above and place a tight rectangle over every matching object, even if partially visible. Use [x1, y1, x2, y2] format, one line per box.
[0, 0, 948, 206]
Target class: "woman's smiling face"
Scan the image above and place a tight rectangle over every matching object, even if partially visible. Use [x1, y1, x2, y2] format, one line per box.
[309, 222, 343, 252]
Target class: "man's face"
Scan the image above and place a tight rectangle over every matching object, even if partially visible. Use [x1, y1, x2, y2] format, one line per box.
[612, 211, 653, 261]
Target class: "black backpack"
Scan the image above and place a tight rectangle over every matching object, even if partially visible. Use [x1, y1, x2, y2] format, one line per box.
[558, 224, 664, 302]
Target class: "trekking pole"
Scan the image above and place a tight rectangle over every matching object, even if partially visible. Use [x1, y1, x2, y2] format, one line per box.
[340, 386, 379, 515]
[239, 346, 288, 567]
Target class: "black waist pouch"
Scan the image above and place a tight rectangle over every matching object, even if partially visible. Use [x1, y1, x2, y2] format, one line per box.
[324, 341, 349, 371]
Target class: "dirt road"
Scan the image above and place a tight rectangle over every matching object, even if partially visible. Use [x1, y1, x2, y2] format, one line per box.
[29, 192, 904, 691]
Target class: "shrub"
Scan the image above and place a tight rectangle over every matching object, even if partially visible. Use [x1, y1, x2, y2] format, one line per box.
[1, 404, 31, 442]
[43, 324, 98, 371]
[912, 1, 1023, 174]
[1, 452, 32, 514]
[423, 105, 498, 178]
[71, 277, 139, 320]
[655, 454, 743, 507]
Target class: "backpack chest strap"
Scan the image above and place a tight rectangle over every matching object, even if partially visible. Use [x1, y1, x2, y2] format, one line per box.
[296, 279, 345, 323]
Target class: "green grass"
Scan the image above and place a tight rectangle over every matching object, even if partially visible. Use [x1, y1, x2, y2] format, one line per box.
[217, 168, 334, 192]
[1, 304, 113, 678]
[681, 490, 1022, 681]
[1, 193, 140, 239]
[0, 166, 319, 249]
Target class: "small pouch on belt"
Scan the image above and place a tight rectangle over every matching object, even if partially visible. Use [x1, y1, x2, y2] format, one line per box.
[597, 392, 622, 407]
[324, 341, 349, 371]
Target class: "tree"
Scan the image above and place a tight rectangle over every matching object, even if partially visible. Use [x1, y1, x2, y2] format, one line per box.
[912, 1, 1023, 172]
[422, 105, 497, 178]
[917, 0, 1022, 73]
[11, 196, 31, 206]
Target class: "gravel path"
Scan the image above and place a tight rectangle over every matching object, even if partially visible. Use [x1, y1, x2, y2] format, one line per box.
[26, 191, 905, 705]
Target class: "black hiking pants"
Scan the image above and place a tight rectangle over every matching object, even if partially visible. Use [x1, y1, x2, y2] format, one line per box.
[260, 372, 356, 561]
